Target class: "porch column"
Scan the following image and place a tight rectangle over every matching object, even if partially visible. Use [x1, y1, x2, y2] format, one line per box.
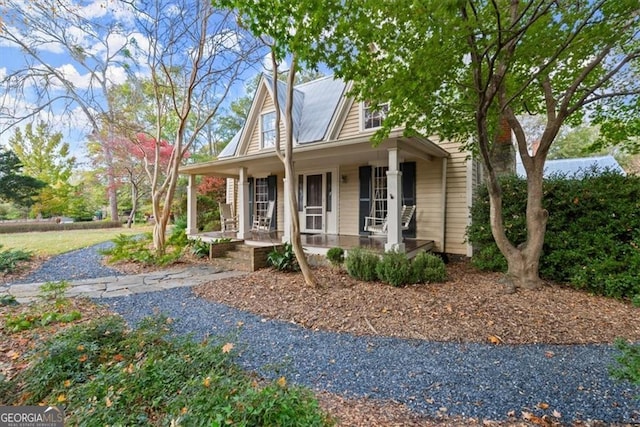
[386, 147, 405, 252]
[186, 174, 198, 236]
[237, 167, 251, 239]
[282, 177, 292, 243]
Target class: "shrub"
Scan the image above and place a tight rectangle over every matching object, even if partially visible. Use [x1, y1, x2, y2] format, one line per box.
[0, 244, 32, 273]
[345, 248, 379, 281]
[412, 251, 447, 283]
[1, 315, 332, 426]
[468, 170, 640, 299]
[376, 251, 414, 287]
[189, 238, 210, 258]
[610, 339, 640, 386]
[326, 247, 345, 266]
[100, 233, 182, 266]
[267, 243, 299, 272]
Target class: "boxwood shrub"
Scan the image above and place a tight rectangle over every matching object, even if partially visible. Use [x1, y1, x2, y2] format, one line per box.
[468, 168, 640, 300]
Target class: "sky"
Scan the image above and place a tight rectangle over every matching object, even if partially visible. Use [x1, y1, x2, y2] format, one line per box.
[0, 0, 265, 166]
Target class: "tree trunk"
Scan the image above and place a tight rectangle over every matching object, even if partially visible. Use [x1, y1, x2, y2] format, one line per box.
[486, 160, 547, 291]
[490, 115, 516, 176]
[127, 182, 138, 229]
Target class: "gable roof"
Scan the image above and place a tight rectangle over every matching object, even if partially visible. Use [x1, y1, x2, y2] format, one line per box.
[516, 155, 626, 178]
[220, 74, 347, 158]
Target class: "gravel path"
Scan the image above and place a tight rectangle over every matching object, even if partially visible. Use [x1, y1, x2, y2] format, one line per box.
[101, 287, 640, 424]
[10, 242, 120, 284]
[16, 244, 640, 423]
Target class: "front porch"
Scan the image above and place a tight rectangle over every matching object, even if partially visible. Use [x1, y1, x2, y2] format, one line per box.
[192, 231, 434, 258]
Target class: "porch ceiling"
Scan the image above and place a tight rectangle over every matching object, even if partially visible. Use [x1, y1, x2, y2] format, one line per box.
[179, 131, 450, 177]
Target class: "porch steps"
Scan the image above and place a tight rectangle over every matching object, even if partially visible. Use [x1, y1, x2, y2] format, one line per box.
[208, 242, 282, 272]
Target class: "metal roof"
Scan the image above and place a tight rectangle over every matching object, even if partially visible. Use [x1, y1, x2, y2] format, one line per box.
[516, 155, 626, 178]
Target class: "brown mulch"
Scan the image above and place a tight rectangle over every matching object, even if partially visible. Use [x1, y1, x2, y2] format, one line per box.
[193, 261, 640, 345]
[3, 258, 639, 426]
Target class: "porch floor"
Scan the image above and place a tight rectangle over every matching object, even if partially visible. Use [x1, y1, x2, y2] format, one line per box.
[192, 231, 434, 255]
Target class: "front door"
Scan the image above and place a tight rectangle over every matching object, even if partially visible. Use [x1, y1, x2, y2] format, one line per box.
[304, 174, 323, 232]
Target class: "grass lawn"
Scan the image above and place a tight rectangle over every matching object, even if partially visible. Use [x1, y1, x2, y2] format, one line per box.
[1, 225, 154, 256]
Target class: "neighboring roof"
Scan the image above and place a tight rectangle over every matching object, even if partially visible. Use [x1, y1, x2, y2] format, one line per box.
[219, 74, 347, 158]
[516, 155, 626, 178]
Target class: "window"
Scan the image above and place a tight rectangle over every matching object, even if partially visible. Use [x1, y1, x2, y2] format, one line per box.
[372, 166, 388, 220]
[363, 102, 389, 130]
[254, 177, 269, 218]
[261, 111, 276, 148]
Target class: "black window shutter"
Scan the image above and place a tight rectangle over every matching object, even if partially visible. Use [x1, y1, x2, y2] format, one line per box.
[400, 162, 416, 238]
[248, 177, 254, 223]
[267, 175, 277, 230]
[359, 166, 372, 235]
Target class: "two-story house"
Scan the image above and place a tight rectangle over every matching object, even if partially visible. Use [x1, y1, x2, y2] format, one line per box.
[180, 75, 479, 257]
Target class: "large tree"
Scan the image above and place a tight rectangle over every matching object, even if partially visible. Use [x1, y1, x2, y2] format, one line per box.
[327, 0, 640, 290]
[129, 0, 260, 254]
[9, 121, 77, 217]
[218, 0, 340, 286]
[0, 0, 140, 221]
[0, 148, 46, 209]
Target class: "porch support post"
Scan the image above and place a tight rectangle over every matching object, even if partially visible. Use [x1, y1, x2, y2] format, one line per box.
[237, 167, 251, 239]
[186, 174, 198, 236]
[385, 147, 405, 253]
[282, 177, 292, 243]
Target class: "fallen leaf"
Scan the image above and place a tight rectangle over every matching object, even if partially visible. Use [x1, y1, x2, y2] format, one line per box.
[78, 354, 88, 363]
[113, 354, 124, 362]
[57, 394, 66, 403]
[7, 350, 20, 360]
[221, 343, 234, 354]
[203, 376, 211, 388]
[488, 335, 502, 345]
[181, 407, 188, 415]
[537, 402, 549, 410]
[77, 345, 85, 351]
[277, 376, 287, 388]
[106, 396, 112, 408]
[552, 409, 562, 418]
[63, 380, 71, 388]
[545, 351, 555, 358]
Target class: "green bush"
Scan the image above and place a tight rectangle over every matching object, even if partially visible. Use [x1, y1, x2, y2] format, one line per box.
[345, 248, 379, 281]
[100, 233, 182, 266]
[376, 251, 414, 287]
[0, 316, 331, 426]
[412, 251, 447, 283]
[0, 221, 122, 234]
[0, 244, 32, 273]
[610, 339, 640, 386]
[267, 243, 299, 272]
[326, 247, 345, 266]
[468, 170, 640, 299]
[189, 238, 210, 258]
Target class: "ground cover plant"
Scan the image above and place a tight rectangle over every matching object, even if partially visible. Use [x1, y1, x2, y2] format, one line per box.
[468, 170, 640, 301]
[0, 312, 332, 426]
[0, 244, 32, 274]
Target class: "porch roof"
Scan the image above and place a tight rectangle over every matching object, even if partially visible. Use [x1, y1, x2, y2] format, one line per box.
[179, 130, 450, 177]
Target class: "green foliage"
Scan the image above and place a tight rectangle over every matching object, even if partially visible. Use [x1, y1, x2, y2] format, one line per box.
[376, 251, 413, 287]
[267, 243, 299, 272]
[101, 233, 182, 266]
[0, 294, 18, 306]
[468, 171, 640, 299]
[610, 339, 640, 386]
[0, 148, 46, 208]
[0, 244, 32, 273]
[189, 238, 210, 258]
[344, 248, 379, 282]
[412, 251, 447, 283]
[167, 215, 189, 248]
[326, 247, 345, 266]
[1, 316, 331, 426]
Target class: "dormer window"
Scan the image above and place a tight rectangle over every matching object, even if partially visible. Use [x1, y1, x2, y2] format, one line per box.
[363, 101, 389, 130]
[261, 111, 276, 148]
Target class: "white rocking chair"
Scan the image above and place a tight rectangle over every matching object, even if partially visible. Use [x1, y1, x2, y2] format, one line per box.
[219, 202, 238, 232]
[364, 205, 415, 234]
[251, 200, 275, 232]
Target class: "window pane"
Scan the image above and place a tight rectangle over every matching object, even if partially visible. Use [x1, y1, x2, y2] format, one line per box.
[363, 102, 389, 129]
[261, 112, 276, 148]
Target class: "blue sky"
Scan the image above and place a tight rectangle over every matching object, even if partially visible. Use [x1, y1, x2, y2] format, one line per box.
[0, 0, 265, 165]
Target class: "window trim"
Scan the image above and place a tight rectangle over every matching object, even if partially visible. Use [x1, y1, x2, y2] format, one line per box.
[361, 101, 389, 131]
[260, 111, 276, 149]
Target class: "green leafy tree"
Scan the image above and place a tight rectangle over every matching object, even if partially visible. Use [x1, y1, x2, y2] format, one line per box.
[326, 0, 640, 290]
[0, 148, 46, 209]
[218, 0, 340, 286]
[9, 122, 77, 217]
